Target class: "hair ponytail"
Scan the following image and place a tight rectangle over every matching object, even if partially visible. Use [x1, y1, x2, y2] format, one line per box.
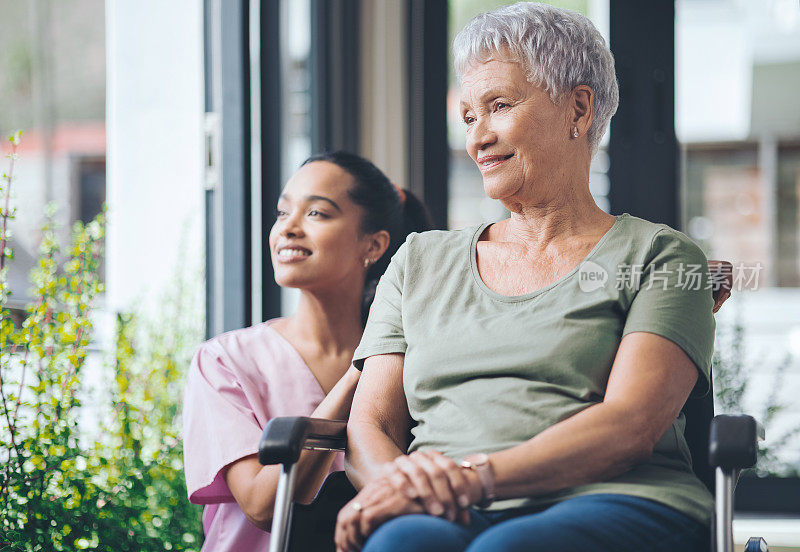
[301, 152, 433, 325]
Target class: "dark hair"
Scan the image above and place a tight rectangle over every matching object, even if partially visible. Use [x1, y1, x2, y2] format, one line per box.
[302, 151, 433, 325]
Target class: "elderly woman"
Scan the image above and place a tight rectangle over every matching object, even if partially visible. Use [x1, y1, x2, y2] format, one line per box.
[334, 3, 714, 552]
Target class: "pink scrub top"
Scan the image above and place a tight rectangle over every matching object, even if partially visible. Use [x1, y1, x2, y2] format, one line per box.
[182, 320, 345, 552]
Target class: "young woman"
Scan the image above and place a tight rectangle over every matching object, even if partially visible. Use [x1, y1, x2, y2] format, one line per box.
[182, 152, 431, 552]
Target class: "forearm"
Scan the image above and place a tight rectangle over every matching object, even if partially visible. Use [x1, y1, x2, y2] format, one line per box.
[292, 366, 361, 502]
[230, 450, 337, 530]
[344, 353, 411, 490]
[227, 366, 361, 529]
[344, 419, 406, 490]
[491, 334, 699, 500]
[310, 365, 361, 420]
[491, 401, 653, 499]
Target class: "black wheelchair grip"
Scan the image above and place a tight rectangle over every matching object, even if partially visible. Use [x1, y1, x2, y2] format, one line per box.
[708, 414, 759, 470]
[259, 416, 347, 466]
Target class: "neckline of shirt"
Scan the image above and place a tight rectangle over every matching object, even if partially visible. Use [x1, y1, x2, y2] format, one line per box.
[262, 319, 327, 397]
[468, 213, 630, 303]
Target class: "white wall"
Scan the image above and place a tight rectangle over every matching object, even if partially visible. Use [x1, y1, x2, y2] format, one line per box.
[676, 1, 752, 143]
[676, 0, 800, 143]
[105, 0, 205, 316]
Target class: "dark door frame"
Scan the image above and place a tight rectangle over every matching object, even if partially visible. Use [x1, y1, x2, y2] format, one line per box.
[608, 0, 678, 227]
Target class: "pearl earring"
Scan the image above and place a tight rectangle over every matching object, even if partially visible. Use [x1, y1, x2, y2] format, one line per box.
[363, 258, 371, 268]
[572, 127, 579, 138]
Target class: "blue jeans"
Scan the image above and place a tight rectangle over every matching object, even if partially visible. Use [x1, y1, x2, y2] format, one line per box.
[361, 493, 709, 552]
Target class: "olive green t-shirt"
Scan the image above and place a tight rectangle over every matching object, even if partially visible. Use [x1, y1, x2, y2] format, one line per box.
[353, 213, 716, 524]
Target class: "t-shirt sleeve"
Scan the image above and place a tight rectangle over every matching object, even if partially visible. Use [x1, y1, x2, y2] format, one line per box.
[352, 241, 409, 370]
[622, 228, 716, 395]
[182, 342, 264, 504]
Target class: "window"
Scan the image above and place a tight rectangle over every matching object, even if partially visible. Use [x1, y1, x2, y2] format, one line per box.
[677, 0, 800, 485]
[72, 156, 106, 225]
[0, 0, 106, 300]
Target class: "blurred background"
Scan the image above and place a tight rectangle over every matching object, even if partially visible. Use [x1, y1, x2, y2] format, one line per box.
[0, 0, 798, 550]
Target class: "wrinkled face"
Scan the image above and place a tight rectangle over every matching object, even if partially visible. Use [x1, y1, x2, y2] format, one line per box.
[460, 59, 571, 204]
[268, 161, 370, 292]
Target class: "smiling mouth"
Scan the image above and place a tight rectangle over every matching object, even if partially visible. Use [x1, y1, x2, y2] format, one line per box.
[478, 154, 513, 170]
[278, 248, 311, 257]
[276, 247, 312, 262]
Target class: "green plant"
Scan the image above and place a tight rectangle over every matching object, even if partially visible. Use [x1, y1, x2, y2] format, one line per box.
[712, 308, 800, 477]
[0, 132, 203, 550]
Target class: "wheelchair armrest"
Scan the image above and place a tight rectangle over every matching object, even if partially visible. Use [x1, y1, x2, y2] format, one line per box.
[709, 414, 764, 470]
[259, 416, 348, 466]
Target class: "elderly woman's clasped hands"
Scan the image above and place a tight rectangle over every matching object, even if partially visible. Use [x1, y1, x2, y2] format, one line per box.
[335, 450, 484, 551]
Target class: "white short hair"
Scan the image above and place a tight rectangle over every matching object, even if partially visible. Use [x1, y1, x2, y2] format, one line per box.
[454, 2, 619, 156]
